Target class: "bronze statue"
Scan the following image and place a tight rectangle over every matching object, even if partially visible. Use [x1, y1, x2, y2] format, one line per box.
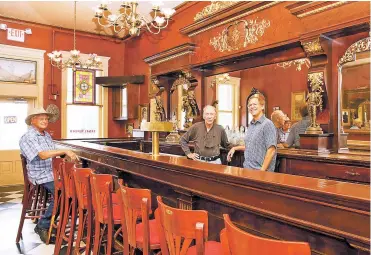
[154, 95, 166, 122]
[305, 74, 324, 134]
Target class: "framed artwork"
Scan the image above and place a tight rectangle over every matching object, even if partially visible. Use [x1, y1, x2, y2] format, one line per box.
[291, 91, 306, 121]
[138, 104, 149, 122]
[73, 68, 96, 104]
[0, 57, 36, 84]
[126, 123, 134, 135]
[342, 109, 350, 125]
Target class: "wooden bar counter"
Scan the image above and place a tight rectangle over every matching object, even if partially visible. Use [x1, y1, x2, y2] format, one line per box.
[55, 139, 370, 255]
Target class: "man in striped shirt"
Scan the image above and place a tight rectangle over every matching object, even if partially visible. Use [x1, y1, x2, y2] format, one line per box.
[19, 107, 78, 242]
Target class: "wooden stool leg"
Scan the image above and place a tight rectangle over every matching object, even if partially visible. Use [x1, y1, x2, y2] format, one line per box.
[93, 220, 101, 255]
[54, 191, 65, 248]
[15, 188, 31, 243]
[67, 198, 77, 255]
[85, 209, 93, 255]
[47, 189, 62, 245]
[54, 198, 70, 255]
[106, 221, 113, 255]
[74, 207, 85, 254]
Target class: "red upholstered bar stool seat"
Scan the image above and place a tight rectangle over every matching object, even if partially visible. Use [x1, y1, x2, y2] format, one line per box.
[91, 173, 123, 255]
[221, 214, 311, 255]
[156, 196, 223, 255]
[54, 161, 78, 255]
[73, 167, 95, 255]
[116, 183, 160, 255]
[46, 157, 65, 245]
[16, 154, 49, 243]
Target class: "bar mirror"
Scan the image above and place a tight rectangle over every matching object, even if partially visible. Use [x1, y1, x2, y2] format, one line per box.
[338, 37, 370, 152]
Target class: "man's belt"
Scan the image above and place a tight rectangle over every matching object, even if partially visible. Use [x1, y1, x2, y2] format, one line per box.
[199, 155, 220, 161]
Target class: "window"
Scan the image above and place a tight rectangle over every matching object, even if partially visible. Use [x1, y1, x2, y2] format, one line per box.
[121, 87, 128, 119]
[216, 76, 240, 128]
[66, 69, 104, 139]
[61, 52, 109, 139]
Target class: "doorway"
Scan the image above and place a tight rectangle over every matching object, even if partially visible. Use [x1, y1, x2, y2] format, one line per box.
[0, 98, 32, 185]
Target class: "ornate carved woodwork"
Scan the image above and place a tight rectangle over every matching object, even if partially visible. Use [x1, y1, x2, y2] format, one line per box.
[181, 1, 279, 37]
[338, 36, 371, 67]
[301, 38, 325, 57]
[209, 19, 271, 53]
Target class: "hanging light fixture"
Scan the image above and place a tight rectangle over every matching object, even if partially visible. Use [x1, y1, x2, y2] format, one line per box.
[48, 1, 102, 70]
[94, 1, 176, 37]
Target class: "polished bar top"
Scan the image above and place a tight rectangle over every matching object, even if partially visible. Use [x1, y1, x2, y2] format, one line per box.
[56, 140, 370, 205]
[277, 148, 370, 166]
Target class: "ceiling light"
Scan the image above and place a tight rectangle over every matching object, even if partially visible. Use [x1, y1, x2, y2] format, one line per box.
[47, 1, 101, 71]
[94, 1, 175, 37]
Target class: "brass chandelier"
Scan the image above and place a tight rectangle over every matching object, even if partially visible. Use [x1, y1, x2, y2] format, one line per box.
[47, 1, 102, 71]
[94, 1, 176, 37]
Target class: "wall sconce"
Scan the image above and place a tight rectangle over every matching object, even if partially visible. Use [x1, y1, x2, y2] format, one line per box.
[0, 24, 7, 30]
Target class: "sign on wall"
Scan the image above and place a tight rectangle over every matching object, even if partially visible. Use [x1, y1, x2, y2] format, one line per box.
[4, 116, 17, 124]
[7, 28, 25, 42]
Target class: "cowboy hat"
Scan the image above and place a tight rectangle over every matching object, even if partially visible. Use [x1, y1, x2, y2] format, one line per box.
[25, 107, 54, 126]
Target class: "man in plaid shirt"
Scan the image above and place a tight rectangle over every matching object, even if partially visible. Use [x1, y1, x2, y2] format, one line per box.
[19, 107, 78, 243]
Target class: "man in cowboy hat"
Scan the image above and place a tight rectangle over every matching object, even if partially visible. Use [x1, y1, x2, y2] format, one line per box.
[19, 106, 78, 243]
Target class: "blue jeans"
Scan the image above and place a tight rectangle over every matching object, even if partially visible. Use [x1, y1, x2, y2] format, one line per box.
[37, 181, 55, 230]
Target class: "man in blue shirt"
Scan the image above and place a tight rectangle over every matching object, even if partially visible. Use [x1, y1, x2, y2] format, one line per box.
[19, 107, 78, 242]
[227, 92, 277, 171]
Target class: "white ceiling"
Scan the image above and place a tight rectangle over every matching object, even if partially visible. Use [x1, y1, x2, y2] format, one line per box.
[0, 1, 183, 36]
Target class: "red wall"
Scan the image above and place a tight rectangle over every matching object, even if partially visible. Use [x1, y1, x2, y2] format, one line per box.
[0, 17, 126, 138]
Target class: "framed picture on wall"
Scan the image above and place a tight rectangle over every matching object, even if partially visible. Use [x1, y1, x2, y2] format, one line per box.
[291, 91, 306, 121]
[0, 57, 36, 84]
[73, 68, 96, 105]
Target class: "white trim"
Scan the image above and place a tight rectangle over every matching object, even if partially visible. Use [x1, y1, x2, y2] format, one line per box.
[0, 44, 45, 107]
[60, 51, 110, 138]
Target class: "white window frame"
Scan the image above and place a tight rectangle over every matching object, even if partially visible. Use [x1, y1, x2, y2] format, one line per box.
[60, 52, 110, 138]
[216, 76, 241, 128]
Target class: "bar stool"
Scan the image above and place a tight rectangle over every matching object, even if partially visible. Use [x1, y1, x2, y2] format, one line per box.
[91, 173, 123, 255]
[73, 167, 94, 255]
[54, 161, 78, 255]
[116, 183, 160, 255]
[221, 214, 311, 255]
[16, 155, 48, 243]
[46, 157, 64, 245]
[156, 196, 223, 255]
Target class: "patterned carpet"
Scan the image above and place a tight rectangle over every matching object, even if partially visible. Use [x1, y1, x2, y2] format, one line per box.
[0, 184, 68, 255]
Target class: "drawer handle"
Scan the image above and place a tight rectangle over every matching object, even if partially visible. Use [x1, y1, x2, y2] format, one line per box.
[345, 171, 360, 176]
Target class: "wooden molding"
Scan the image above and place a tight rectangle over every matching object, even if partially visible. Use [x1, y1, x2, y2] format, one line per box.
[96, 75, 144, 87]
[286, 1, 350, 18]
[180, 1, 280, 37]
[143, 43, 196, 67]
